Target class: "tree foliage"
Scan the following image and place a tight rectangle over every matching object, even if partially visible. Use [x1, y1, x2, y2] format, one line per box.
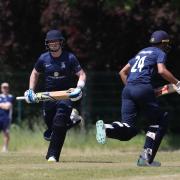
[1, 0, 180, 131]
[0, 0, 180, 73]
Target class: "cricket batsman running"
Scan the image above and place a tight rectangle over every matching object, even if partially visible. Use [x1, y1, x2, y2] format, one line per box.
[96, 30, 180, 166]
[24, 29, 86, 162]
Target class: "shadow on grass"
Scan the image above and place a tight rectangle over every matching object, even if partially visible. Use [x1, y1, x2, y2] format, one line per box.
[61, 160, 115, 163]
[163, 165, 180, 167]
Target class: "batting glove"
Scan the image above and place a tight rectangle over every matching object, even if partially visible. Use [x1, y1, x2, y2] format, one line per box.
[24, 89, 38, 103]
[176, 81, 180, 94]
[69, 87, 82, 101]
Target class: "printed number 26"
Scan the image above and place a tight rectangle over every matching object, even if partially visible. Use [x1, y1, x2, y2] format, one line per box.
[131, 55, 146, 72]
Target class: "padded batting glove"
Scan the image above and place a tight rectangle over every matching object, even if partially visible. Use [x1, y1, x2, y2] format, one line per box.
[24, 89, 38, 103]
[176, 81, 180, 94]
[69, 87, 82, 101]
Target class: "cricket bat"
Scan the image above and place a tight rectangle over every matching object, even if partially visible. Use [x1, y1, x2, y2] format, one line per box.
[155, 84, 177, 97]
[16, 88, 74, 101]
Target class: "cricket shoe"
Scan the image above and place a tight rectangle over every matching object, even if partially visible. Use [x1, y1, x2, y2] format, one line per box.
[137, 148, 161, 167]
[43, 129, 52, 141]
[1, 146, 8, 153]
[67, 108, 82, 129]
[96, 120, 106, 144]
[137, 157, 161, 167]
[47, 156, 57, 162]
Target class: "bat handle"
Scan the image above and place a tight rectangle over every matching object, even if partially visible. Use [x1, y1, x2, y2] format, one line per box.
[16, 96, 26, 100]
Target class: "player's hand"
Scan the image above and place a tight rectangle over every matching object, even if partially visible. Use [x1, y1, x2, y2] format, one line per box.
[176, 81, 180, 94]
[69, 87, 82, 101]
[24, 89, 38, 103]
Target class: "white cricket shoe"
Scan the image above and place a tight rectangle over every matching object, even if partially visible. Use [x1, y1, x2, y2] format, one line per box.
[47, 156, 57, 162]
[68, 108, 82, 129]
[1, 146, 8, 153]
[96, 120, 106, 144]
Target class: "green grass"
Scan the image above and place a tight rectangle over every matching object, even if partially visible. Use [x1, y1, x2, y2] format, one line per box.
[0, 125, 180, 180]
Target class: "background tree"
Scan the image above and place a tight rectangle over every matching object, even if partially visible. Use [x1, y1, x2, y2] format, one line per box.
[1, 0, 180, 131]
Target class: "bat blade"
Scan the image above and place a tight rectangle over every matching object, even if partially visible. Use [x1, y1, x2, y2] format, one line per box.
[155, 84, 177, 97]
[16, 89, 74, 102]
[36, 90, 72, 101]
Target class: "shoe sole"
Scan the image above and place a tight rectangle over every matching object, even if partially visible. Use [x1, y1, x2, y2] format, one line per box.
[96, 120, 106, 144]
[48, 160, 56, 162]
[48, 158, 57, 162]
[44, 136, 51, 141]
[137, 159, 161, 167]
[43, 130, 52, 141]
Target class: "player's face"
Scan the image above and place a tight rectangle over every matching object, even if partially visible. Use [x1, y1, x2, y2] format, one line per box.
[162, 41, 171, 53]
[48, 40, 62, 52]
[164, 43, 171, 53]
[1, 86, 9, 94]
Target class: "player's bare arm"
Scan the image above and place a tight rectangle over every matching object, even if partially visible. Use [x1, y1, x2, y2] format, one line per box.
[119, 63, 131, 85]
[0, 102, 12, 110]
[29, 68, 40, 90]
[157, 63, 179, 84]
[76, 69, 86, 88]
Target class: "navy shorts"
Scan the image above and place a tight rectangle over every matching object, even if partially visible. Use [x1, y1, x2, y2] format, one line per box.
[121, 83, 163, 127]
[0, 118, 10, 132]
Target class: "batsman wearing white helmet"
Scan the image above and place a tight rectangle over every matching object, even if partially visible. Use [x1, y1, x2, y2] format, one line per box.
[24, 29, 86, 162]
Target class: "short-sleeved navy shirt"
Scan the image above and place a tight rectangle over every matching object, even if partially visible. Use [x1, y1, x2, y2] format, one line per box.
[34, 51, 82, 91]
[127, 47, 167, 84]
[0, 94, 13, 121]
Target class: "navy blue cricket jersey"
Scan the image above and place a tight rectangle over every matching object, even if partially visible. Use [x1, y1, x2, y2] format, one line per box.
[127, 47, 167, 85]
[34, 51, 82, 91]
[0, 94, 13, 121]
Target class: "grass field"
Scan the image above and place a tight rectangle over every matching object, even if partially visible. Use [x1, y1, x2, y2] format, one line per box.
[0, 125, 180, 180]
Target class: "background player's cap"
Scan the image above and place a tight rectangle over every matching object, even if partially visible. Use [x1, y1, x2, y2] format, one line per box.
[150, 30, 170, 44]
[45, 30, 65, 42]
[1, 82, 9, 88]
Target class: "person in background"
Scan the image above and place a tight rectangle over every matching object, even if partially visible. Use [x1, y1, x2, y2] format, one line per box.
[0, 82, 14, 152]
